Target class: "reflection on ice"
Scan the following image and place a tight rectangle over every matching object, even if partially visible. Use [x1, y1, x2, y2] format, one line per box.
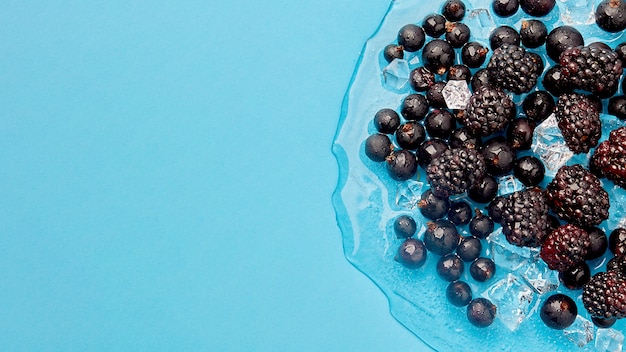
[382, 59, 410, 91]
[482, 274, 536, 331]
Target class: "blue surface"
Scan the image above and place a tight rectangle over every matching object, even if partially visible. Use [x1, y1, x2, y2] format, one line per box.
[0, 1, 430, 350]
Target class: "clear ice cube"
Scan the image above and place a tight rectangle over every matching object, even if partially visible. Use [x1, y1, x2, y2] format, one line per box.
[442, 80, 471, 110]
[464, 9, 496, 41]
[482, 274, 537, 331]
[496, 175, 525, 196]
[382, 59, 410, 91]
[558, 0, 596, 25]
[608, 185, 626, 230]
[563, 315, 595, 348]
[487, 229, 535, 272]
[395, 180, 424, 209]
[520, 259, 559, 295]
[595, 328, 624, 352]
[531, 114, 574, 177]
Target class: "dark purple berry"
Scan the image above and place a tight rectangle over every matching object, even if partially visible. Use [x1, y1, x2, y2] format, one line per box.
[592, 316, 617, 328]
[383, 44, 404, 63]
[540, 293, 577, 330]
[520, 19, 548, 48]
[468, 174, 498, 203]
[394, 215, 417, 239]
[445, 22, 471, 48]
[470, 68, 493, 91]
[436, 253, 465, 281]
[514, 155, 545, 186]
[449, 127, 482, 149]
[386, 149, 418, 180]
[448, 201, 472, 225]
[596, 0, 626, 33]
[427, 81, 448, 108]
[365, 134, 393, 162]
[585, 226, 608, 260]
[422, 39, 455, 74]
[609, 228, 626, 257]
[447, 281, 472, 307]
[422, 14, 447, 37]
[546, 26, 584, 62]
[401, 94, 429, 121]
[493, 0, 519, 17]
[419, 189, 450, 220]
[615, 42, 626, 62]
[489, 26, 520, 50]
[442, 0, 467, 21]
[523, 90, 555, 123]
[374, 108, 401, 134]
[507, 118, 535, 150]
[481, 138, 516, 176]
[546, 214, 561, 233]
[418, 139, 449, 167]
[470, 257, 496, 282]
[396, 122, 427, 150]
[589, 41, 612, 50]
[467, 298, 497, 327]
[410, 67, 436, 92]
[425, 109, 456, 139]
[469, 210, 495, 239]
[559, 261, 591, 290]
[456, 236, 482, 262]
[447, 64, 471, 82]
[608, 95, 626, 120]
[423, 219, 461, 255]
[542, 65, 574, 96]
[462, 42, 489, 68]
[396, 238, 428, 268]
[397, 24, 425, 52]
[488, 196, 507, 223]
[520, 0, 556, 17]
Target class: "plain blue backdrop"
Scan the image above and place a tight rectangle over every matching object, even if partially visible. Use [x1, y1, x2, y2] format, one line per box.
[0, 1, 431, 350]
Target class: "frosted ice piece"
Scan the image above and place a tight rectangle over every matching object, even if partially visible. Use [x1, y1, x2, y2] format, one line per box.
[563, 315, 594, 348]
[482, 274, 536, 331]
[531, 114, 573, 177]
[382, 59, 410, 91]
[595, 328, 624, 352]
[464, 9, 495, 41]
[442, 80, 471, 110]
[496, 175, 525, 196]
[395, 180, 425, 209]
[487, 229, 534, 272]
[520, 259, 559, 295]
[407, 52, 420, 66]
[608, 185, 626, 230]
[558, 0, 596, 25]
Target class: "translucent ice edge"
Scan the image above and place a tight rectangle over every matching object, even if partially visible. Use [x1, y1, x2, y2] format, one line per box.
[331, 0, 626, 351]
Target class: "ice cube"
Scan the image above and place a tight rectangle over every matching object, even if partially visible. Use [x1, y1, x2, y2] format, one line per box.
[520, 259, 559, 295]
[608, 185, 626, 230]
[531, 114, 574, 177]
[595, 328, 624, 352]
[496, 174, 525, 196]
[442, 80, 471, 110]
[382, 59, 410, 91]
[558, 0, 596, 25]
[395, 180, 424, 209]
[464, 9, 495, 41]
[482, 274, 537, 331]
[487, 229, 535, 272]
[563, 315, 595, 348]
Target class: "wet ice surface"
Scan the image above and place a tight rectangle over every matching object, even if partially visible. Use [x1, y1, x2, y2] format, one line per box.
[563, 316, 595, 348]
[464, 8, 495, 41]
[558, 0, 596, 25]
[395, 180, 424, 209]
[496, 175, 525, 196]
[482, 274, 537, 331]
[442, 80, 471, 109]
[382, 59, 410, 91]
[487, 229, 535, 272]
[520, 260, 559, 295]
[531, 114, 574, 177]
[595, 329, 624, 352]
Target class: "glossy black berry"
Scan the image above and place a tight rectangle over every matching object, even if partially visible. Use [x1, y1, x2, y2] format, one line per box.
[592, 316, 617, 328]
[445, 22, 471, 48]
[364, 134, 393, 162]
[469, 211, 494, 239]
[396, 122, 427, 150]
[419, 189, 451, 220]
[542, 65, 574, 96]
[427, 81, 448, 108]
[470, 257, 496, 282]
[589, 41, 612, 51]
[523, 90, 555, 123]
[450, 127, 482, 149]
[468, 175, 498, 203]
[493, 0, 519, 17]
[585, 226, 608, 260]
[489, 25, 520, 50]
[608, 95, 626, 120]
[397, 24, 426, 52]
[422, 14, 447, 37]
[487, 196, 506, 223]
[462, 42, 489, 68]
[559, 261, 590, 290]
[520, 19, 548, 48]
[410, 67, 436, 92]
[418, 139, 449, 167]
[609, 228, 626, 257]
[546, 26, 584, 62]
[616, 42, 626, 62]
[481, 138, 516, 176]
[394, 215, 417, 239]
[540, 293, 577, 330]
[425, 109, 455, 139]
[470, 68, 493, 91]
[396, 238, 428, 269]
[383, 44, 404, 63]
[546, 214, 561, 234]
[520, 0, 556, 17]
[386, 149, 418, 181]
[447, 64, 471, 82]
[507, 118, 535, 151]
[446, 280, 472, 307]
[423, 219, 460, 255]
[457, 236, 482, 262]
[596, 0, 626, 33]
[374, 108, 401, 134]
[466, 298, 497, 327]
[514, 156, 545, 186]
[448, 201, 472, 225]
[401, 94, 429, 121]
[437, 253, 465, 281]
[442, 0, 466, 21]
[422, 39, 455, 74]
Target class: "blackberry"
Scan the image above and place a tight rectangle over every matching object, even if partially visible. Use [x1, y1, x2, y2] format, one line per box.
[609, 228, 626, 257]
[555, 93, 602, 154]
[383, 44, 404, 63]
[590, 126, 626, 188]
[481, 137, 516, 176]
[540, 294, 578, 330]
[456, 236, 482, 262]
[582, 271, 626, 319]
[397, 24, 426, 52]
[401, 94, 430, 121]
[396, 238, 428, 269]
[447, 281, 472, 307]
[585, 226, 608, 260]
[458, 87, 516, 137]
[596, 0, 626, 33]
[520, 19, 547, 48]
[493, 0, 519, 17]
[449, 127, 482, 149]
[396, 122, 427, 150]
[607, 256, 626, 275]
[523, 90, 555, 123]
[419, 189, 451, 220]
[422, 39, 455, 74]
[469, 210, 495, 239]
[427, 81, 448, 108]
[546, 165, 609, 226]
[540, 224, 591, 272]
[507, 118, 535, 150]
[470, 68, 493, 91]
[422, 13, 447, 37]
[445, 22, 471, 48]
[500, 188, 550, 247]
[436, 253, 465, 281]
[559, 46, 623, 98]
[418, 138, 449, 167]
[520, 0, 556, 17]
[489, 25, 521, 50]
[425, 109, 456, 139]
[608, 95, 626, 120]
[462, 42, 489, 68]
[468, 174, 498, 203]
[487, 44, 543, 94]
[410, 67, 436, 92]
[514, 155, 545, 186]
[559, 261, 591, 290]
[442, 0, 466, 21]
[423, 219, 461, 255]
[542, 65, 574, 96]
[466, 298, 497, 327]
[394, 215, 417, 239]
[426, 147, 487, 197]
[374, 108, 400, 134]
[469, 257, 496, 282]
[365, 134, 393, 162]
[447, 64, 471, 82]
[546, 26, 584, 62]
[447, 201, 472, 225]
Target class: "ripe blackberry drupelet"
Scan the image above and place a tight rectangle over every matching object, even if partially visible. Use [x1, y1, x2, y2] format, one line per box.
[559, 46, 623, 98]
[487, 44, 543, 94]
[540, 224, 591, 272]
[590, 126, 626, 189]
[457, 87, 516, 137]
[555, 93, 602, 154]
[426, 148, 486, 198]
[582, 271, 626, 319]
[500, 188, 550, 247]
[546, 164, 609, 226]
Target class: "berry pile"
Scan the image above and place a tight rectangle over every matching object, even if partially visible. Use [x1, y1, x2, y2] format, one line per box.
[358, 0, 626, 340]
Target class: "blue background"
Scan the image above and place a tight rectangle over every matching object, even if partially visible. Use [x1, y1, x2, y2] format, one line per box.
[0, 0, 431, 351]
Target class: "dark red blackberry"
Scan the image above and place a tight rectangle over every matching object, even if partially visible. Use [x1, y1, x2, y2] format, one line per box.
[442, 0, 466, 21]
[609, 228, 626, 257]
[596, 0, 626, 33]
[457, 87, 516, 137]
[559, 46, 623, 98]
[555, 93, 602, 154]
[507, 118, 535, 150]
[487, 44, 543, 94]
[425, 109, 456, 139]
[422, 39, 455, 74]
[409, 67, 436, 92]
[422, 13, 447, 37]
[540, 224, 591, 272]
[540, 293, 578, 330]
[608, 95, 626, 120]
[396, 122, 427, 150]
[446, 64, 471, 82]
[462, 42, 489, 68]
[489, 25, 521, 50]
[559, 261, 591, 290]
[445, 22, 471, 48]
[393, 215, 417, 239]
[481, 138, 516, 176]
[546, 26, 584, 62]
[418, 138, 449, 167]
[374, 108, 400, 134]
[365, 134, 393, 162]
[520, 0, 556, 17]
[396, 238, 428, 268]
[590, 126, 626, 188]
[520, 19, 547, 48]
[426, 147, 486, 197]
[607, 256, 626, 275]
[500, 188, 550, 247]
[383, 44, 404, 62]
[419, 189, 451, 220]
[401, 94, 430, 121]
[546, 165, 609, 226]
[514, 155, 545, 186]
[582, 271, 626, 319]
[542, 65, 575, 96]
[493, 0, 519, 17]
[468, 174, 498, 203]
[386, 149, 418, 180]
[523, 91, 555, 123]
